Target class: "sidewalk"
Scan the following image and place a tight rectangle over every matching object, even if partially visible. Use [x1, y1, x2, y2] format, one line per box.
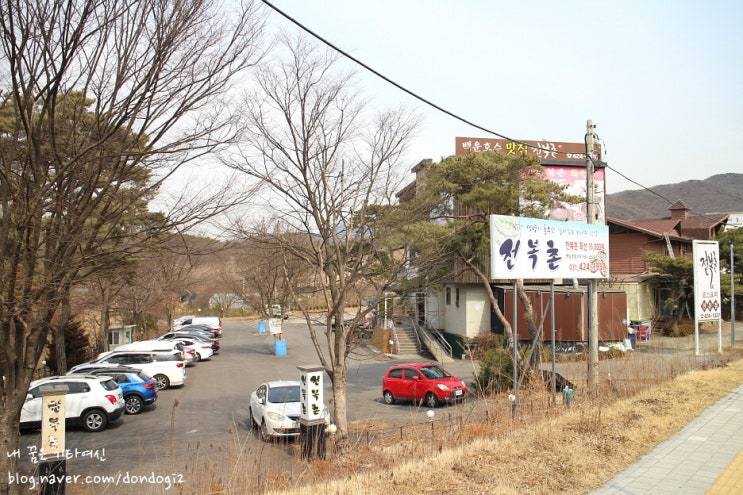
[592, 382, 743, 495]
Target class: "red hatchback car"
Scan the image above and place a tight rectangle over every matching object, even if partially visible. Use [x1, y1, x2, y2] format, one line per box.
[382, 362, 468, 408]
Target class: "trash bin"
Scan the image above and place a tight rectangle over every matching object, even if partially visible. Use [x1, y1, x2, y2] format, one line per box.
[274, 339, 287, 356]
[258, 321, 266, 334]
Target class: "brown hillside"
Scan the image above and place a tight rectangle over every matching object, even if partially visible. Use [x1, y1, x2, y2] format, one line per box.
[606, 172, 743, 219]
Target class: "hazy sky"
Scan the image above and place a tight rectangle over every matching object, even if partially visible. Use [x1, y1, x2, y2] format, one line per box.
[262, 1, 743, 194]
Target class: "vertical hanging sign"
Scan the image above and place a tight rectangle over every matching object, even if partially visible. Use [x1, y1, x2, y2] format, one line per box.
[692, 240, 722, 354]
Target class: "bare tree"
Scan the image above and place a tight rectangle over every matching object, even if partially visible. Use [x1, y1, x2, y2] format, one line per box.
[0, 1, 265, 489]
[225, 33, 419, 440]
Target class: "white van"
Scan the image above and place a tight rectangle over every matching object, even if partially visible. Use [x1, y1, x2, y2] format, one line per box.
[113, 340, 191, 363]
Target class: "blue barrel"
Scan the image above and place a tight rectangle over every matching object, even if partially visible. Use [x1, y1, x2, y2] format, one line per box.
[258, 321, 267, 334]
[274, 339, 287, 356]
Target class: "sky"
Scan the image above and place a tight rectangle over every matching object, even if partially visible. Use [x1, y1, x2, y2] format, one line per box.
[259, 0, 743, 195]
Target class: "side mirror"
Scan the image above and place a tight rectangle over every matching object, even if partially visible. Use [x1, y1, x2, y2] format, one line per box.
[412, 375, 420, 381]
[25, 393, 33, 401]
[259, 397, 266, 405]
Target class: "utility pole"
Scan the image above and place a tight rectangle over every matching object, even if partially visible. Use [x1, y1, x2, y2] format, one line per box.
[586, 120, 600, 393]
[732, 243, 736, 346]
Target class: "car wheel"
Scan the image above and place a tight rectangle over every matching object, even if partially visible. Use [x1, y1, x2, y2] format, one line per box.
[194, 352, 201, 362]
[424, 392, 438, 409]
[154, 374, 170, 390]
[82, 409, 108, 432]
[125, 395, 143, 415]
[260, 420, 272, 442]
[248, 407, 257, 430]
[383, 390, 395, 405]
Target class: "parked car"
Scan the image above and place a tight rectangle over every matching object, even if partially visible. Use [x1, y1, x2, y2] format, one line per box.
[159, 332, 220, 353]
[69, 350, 186, 390]
[67, 366, 158, 415]
[268, 304, 291, 319]
[20, 375, 125, 432]
[112, 339, 190, 363]
[167, 337, 214, 362]
[173, 316, 222, 336]
[176, 324, 221, 338]
[248, 380, 329, 441]
[382, 363, 469, 408]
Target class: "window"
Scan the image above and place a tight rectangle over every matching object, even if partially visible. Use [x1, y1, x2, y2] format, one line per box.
[403, 369, 420, 381]
[455, 288, 460, 307]
[388, 368, 403, 379]
[445, 287, 451, 305]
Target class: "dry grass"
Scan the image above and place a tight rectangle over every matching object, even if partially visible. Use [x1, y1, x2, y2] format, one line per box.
[265, 357, 743, 495]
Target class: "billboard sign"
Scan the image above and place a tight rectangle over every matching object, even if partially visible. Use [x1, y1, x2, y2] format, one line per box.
[455, 137, 599, 162]
[693, 240, 721, 322]
[456, 137, 605, 224]
[490, 215, 609, 280]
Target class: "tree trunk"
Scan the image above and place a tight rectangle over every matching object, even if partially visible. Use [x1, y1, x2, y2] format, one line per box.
[463, 257, 514, 346]
[0, 406, 24, 495]
[98, 286, 110, 355]
[330, 363, 348, 442]
[54, 296, 72, 374]
[516, 280, 542, 370]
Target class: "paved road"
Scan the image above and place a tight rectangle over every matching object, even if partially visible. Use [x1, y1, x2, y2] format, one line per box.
[14, 317, 476, 491]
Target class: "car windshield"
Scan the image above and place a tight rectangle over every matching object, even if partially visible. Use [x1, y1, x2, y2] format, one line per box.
[419, 365, 451, 379]
[268, 385, 300, 404]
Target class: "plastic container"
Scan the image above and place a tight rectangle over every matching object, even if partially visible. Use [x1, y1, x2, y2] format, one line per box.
[258, 321, 266, 334]
[274, 339, 287, 356]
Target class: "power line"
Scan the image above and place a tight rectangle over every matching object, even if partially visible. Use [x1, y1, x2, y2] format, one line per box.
[260, 0, 556, 157]
[261, 1, 727, 225]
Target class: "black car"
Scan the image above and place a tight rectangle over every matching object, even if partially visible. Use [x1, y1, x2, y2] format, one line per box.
[177, 323, 221, 338]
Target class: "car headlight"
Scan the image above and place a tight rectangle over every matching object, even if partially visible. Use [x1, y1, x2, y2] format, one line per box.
[266, 411, 287, 422]
[436, 384, 450, 391]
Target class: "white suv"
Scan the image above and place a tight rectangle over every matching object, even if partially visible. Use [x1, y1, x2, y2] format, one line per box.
[20, 375, 125, 432]
[70, 351, 186, 390]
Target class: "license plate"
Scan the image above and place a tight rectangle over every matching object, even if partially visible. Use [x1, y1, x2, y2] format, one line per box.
[454, 390, 463, 396]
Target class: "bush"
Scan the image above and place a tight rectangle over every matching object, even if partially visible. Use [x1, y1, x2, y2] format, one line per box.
[475, 335, 531, 395]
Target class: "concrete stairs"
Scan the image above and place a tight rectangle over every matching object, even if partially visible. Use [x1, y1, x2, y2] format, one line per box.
[393, 325, 421, 356]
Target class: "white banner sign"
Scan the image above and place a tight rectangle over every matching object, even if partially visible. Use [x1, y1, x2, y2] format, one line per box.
[490, 215, 609, 280]
[693, 240, 721, 321]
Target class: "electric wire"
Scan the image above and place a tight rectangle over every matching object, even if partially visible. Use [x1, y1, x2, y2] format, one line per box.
[261, 0, 551, 157]
[261, 0, 729, 225]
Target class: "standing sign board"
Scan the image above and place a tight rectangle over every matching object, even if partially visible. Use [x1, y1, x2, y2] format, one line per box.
[490, 215, 609, 280]
[297, 365, 327, 459]
[692, 240, 722, 354]
[268, 317, 283, 335]
[40, 385, 67, 460]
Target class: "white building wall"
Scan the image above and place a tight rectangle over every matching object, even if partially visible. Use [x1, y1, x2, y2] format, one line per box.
[616, 282, 656, 321]
[430, 284, 491, 339]
[425, 291, 446, 330]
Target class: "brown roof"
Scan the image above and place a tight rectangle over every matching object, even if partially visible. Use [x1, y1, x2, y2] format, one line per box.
[613, 211, 729, 241]
[631, 219, 681, 237]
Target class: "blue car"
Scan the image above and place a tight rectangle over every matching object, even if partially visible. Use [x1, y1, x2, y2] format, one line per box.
[68, 366, 158, 414]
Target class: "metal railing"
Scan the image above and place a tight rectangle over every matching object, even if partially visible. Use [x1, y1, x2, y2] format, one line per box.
[411, 318, 453, 362]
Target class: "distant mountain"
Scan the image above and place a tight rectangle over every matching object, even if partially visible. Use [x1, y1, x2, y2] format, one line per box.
[605, 173, 743, 220]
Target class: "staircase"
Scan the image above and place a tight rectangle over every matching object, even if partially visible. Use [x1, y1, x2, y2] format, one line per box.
[393, 325, 420, 356]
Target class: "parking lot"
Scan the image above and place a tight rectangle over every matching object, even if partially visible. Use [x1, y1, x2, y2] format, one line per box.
[16, 318, 478, 487]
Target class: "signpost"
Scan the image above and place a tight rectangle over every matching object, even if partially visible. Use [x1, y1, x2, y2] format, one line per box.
[490, 214, 610, 413]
